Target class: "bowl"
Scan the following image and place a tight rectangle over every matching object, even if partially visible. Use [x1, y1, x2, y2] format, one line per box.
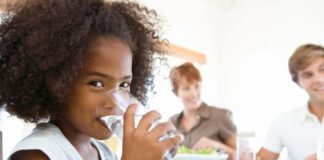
[172, 153, 228, 160]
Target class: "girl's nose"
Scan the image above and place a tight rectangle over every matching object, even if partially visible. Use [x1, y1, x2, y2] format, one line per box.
[97, 98, 124, 116]
[97, 88, 131, 116]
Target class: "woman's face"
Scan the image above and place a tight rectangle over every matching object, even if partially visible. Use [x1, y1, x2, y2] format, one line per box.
[177, 78, 202, 110]
[60, 37, 133, 140]
[297, 57, 324, 104]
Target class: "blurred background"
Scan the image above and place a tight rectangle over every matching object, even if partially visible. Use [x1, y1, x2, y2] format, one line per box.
[1, 0, 324, 159]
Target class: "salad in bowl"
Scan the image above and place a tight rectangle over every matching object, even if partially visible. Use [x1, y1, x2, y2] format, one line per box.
[172, 145, 228, 160]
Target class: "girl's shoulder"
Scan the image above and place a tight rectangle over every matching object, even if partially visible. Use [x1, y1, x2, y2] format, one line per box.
[9, 123, 82, 160]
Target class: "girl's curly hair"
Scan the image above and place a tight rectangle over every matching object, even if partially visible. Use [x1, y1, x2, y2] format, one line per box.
[0, 0, 166, 123]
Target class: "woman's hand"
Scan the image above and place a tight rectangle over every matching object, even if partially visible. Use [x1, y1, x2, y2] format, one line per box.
[193, 137, 228, 151]
[192, 137, 218, 150]
[121, 104, 183, 160]
[193, 137, 235, 160]
[305, 153, 317, 160]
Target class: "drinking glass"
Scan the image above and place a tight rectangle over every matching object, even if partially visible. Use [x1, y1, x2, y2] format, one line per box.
[236, 132, 255, 160]
[97, 88, 177, 160]
[317, 137, 324, 160]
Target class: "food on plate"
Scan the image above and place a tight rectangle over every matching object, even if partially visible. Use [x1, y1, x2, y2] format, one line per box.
[177, 145, 216, 155]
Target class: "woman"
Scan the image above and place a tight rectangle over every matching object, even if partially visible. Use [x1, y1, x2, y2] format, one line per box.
[0, 0, 182, 159]
[169, 62, 236, 159]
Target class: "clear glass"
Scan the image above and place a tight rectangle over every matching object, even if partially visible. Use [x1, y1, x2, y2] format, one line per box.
[236, 132, 255, 160]
[317, 137, 324, 160]
[96, 88, 177, 160]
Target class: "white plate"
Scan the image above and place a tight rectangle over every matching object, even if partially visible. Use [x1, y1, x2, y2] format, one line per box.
[172, 153, 228, 160]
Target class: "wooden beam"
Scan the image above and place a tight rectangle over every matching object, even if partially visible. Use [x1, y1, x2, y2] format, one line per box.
[0, 0, 20, 11]
[165, 43, 206, 64]
[0, 0, 8, 11]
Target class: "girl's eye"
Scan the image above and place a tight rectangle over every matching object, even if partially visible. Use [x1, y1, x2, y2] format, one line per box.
[88, 80, 104, 88]
[119, 82, 130, 89]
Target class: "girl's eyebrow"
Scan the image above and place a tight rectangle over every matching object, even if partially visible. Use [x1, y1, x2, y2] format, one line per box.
[85, 71, 132, 80]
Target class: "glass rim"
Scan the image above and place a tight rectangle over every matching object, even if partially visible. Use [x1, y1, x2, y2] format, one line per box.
[105, 87, 130, 95]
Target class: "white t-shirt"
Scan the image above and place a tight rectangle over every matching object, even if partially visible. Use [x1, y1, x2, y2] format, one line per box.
[8, 123, 117, 160]
[262, 104, 324, 160]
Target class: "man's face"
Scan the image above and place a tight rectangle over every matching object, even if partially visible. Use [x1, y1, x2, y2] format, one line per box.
[297, 57, 324, 104]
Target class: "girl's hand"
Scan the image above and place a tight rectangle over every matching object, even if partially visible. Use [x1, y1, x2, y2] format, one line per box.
[121, 104, 183, 160]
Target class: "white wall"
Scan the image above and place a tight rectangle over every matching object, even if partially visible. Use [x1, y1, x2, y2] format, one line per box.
[140, 0, 324, 155]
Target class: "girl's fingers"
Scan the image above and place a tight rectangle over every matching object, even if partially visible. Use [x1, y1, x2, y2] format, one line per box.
[150, 122, 183, 156]
[160, 133, 184, 150]
[148, 121, 175, 139]
[136, 110, 161, 131]
[123, 104, 137, 136]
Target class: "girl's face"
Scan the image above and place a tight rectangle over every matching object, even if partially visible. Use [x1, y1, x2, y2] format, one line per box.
[297, 57, 324, 104]
[61, 37, 133, 140]
[177, 78, 202, 110]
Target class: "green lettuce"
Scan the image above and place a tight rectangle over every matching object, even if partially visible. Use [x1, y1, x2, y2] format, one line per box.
[177, 145, 216, 155]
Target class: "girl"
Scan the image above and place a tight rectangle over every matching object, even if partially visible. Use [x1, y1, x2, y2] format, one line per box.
[0, 0, 182, 159]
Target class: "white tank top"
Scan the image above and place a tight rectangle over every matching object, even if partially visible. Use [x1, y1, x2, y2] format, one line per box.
[8, 123, 117, 160]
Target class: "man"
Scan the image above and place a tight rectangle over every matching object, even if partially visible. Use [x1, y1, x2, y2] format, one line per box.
[257, 44, 324, 160]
